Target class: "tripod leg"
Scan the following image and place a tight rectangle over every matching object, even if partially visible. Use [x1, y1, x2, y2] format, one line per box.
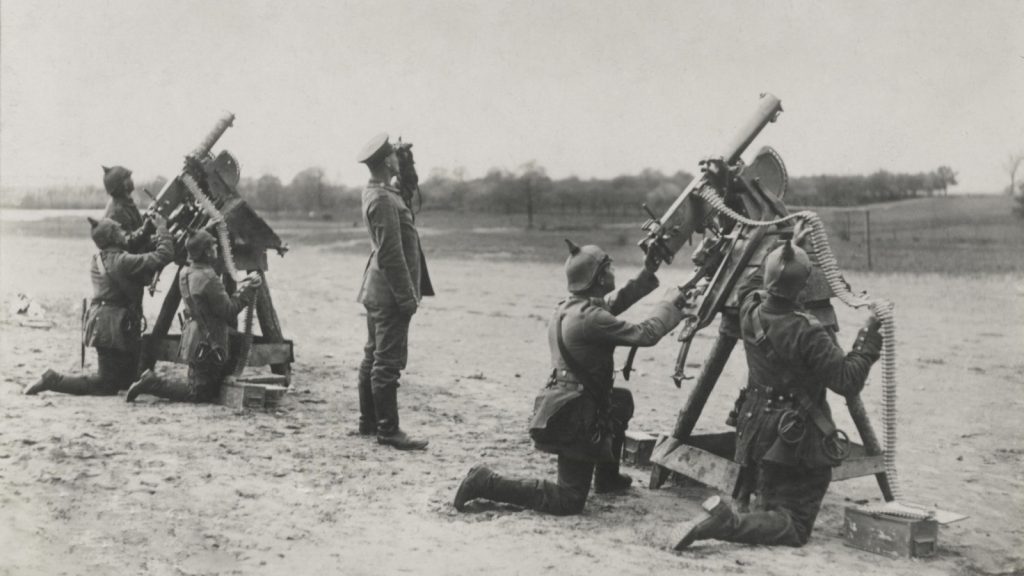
[141, 265, 182, 372]
[847, 393, 895, 502]
[254, 272, 291, 385]
[672, 334, 737, 440]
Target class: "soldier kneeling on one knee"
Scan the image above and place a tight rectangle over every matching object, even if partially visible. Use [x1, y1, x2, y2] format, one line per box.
[25, 214, 173, 397]
[125, 230, 261, 404]
[453, 239, 691, 516]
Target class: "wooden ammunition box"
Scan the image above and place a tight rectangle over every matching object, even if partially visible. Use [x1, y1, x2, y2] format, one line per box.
[622, 431, 657, 467]
[219, 381, 287, 411]
[843, 506, 938, 558]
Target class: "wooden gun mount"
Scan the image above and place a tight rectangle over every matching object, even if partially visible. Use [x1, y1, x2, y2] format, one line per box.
[640, 93, 783, 263]
[139, 114, 293, 388]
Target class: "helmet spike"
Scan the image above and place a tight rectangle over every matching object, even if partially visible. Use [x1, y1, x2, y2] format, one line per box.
[564, 238, 581, 256]
[781, 239, 795, 261]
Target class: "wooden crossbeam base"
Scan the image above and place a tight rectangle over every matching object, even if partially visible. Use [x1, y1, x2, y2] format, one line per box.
[646, 432, 886, 495]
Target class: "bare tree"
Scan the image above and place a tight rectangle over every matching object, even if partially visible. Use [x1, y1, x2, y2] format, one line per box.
[518, 161, 549, 229]
[1005, 153, 1024, 196]
[935, 166, 957, 196]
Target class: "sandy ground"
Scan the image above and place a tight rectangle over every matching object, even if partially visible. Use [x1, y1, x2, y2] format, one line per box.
[1, 230, 1022, 576]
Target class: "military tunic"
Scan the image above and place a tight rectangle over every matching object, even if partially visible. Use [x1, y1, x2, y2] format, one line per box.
[177, 262, 254, 402]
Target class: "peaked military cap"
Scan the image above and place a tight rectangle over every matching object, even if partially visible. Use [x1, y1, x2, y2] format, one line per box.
[356, 133, 393, 165]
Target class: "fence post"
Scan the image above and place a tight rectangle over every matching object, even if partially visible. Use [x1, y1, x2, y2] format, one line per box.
[865, 209, 872, 271]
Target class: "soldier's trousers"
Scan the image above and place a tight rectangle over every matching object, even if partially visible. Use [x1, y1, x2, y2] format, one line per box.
[473, 389, 634, 516]
[47, 346, 138, 395]
[137, 362, 229, 403]
[722, 462, 832, 546]
[358, 305, 411, 433]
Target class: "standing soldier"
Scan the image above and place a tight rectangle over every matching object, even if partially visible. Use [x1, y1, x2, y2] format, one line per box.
[672, 234, 883, 549]
[125, 230, 261, 403]
[24, 215, 173, 396]
[355, 133, 432, 451]
[453, 241, 690, 515]
[101, 165, 154, 252]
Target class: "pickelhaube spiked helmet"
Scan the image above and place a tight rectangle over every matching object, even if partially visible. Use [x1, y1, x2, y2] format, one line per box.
[564, 238, 612, 293]
[102, 165, 132, 195]
[763, 239, 812, 300]
[88, 217, 123, 250]
[186, 230, 217, 261]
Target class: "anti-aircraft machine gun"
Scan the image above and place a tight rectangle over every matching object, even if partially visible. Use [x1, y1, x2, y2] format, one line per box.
[635, 93, 901, 505]
[138, 113, 294, 401]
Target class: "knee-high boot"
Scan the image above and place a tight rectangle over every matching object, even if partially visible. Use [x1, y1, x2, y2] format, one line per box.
[126, 370, 195, 403]
[25, 369, 116, 396]
[454, 465, 545, 511]
[357, 368, 376, 435]
[373, 385, 428, 450]
[673, 495, 800, 549]
[593, 431, 632, 494]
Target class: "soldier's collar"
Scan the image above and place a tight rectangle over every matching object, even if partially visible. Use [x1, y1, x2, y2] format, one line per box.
[762, 294, 801, 314]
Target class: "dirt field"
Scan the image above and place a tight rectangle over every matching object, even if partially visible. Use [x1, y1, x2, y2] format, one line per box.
[1, 218, 1022, 576]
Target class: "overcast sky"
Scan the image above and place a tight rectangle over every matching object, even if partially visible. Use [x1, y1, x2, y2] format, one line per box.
[1, 0, 1022, 193]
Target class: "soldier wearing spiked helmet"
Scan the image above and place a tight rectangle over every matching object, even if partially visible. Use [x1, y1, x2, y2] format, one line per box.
[25, 214, 173, 396]
[672, 225, 883, 549]
[454, 240, 691, 515]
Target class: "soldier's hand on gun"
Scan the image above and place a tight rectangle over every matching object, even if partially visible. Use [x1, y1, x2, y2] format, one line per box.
[643, 247, 662, 274]
[665, 286, 696, 315]
[151, 213, 168, 231]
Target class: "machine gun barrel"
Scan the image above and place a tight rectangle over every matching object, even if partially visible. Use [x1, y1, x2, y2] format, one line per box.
[190, 113, 235, 160]
[640, 93, 783, 263]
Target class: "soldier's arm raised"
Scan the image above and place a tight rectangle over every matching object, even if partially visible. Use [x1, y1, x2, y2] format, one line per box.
[587, 298, 685, 348]
[606, 268, 660, 315]
[115, 219, 174, 277]
[797, 320, 880, 397]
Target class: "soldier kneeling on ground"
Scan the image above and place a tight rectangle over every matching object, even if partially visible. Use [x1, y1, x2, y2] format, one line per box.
[25, 214, 173, 396]
[453, 239, 691, 516]
[125, 230, 261, 403]
[672, 231, 883, 549]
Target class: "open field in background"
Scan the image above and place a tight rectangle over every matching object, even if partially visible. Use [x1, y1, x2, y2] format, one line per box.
[0, 210, 1022, 575]
[3, 195, 1020, 275]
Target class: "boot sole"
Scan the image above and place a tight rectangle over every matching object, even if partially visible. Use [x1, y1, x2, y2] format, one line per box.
[376, 437, 429, 450]
[671, 495, 722, 551]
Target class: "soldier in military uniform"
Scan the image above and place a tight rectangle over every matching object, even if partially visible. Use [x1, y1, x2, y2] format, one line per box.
[453, 240, 691, 515]
[672, 235, 883, 549]
[125, 230, 261, 403]
[355, 133, 433, 451]
[101, 165, 154, 252]
[24, 214, 173, 396]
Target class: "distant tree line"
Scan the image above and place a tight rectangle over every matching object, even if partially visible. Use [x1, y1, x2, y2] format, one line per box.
[3, 164, 959, 215]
